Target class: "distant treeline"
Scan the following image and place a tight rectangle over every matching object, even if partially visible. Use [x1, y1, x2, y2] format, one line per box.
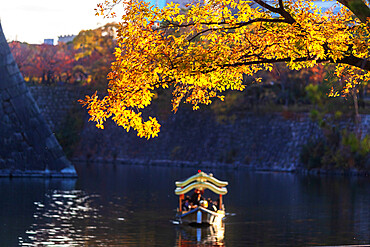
[9, 23, 117, 89]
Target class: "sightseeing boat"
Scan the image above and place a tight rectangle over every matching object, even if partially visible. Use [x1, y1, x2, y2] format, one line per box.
[174, 171, 228, 226]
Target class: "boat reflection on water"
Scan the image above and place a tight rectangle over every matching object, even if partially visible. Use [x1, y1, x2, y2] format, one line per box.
[175, 223, 225, 246]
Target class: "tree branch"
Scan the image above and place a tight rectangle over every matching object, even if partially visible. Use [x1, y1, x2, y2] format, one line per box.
[278, 0, 284, 10]
[187, 18, 290, 42]
[253, 0, 280, 13]
[253, 0, 296, 24]
[202, 54, 370, 73]
[337, 0, 370, 23]
[338, 55, 370, 70]
[164, 17, 290, 30]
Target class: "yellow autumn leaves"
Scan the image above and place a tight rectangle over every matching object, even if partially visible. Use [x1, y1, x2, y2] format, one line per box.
[82, 0, 370, 138]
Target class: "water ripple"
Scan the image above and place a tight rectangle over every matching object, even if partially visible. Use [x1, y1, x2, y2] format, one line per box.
[20, 190, 107, 246]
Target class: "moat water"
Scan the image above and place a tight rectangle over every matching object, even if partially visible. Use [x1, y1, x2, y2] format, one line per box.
[0, 163, 369, 246]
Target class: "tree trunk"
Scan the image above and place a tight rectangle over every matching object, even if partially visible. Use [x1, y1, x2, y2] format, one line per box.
[337, 0, 370, 23]
[352, 87, 361, 125]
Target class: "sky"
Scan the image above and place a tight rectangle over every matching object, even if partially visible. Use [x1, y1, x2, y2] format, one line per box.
[0, 0, 338, 45]
[0, 0, 119, 44]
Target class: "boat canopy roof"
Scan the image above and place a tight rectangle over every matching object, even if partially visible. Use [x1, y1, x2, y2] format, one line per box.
[175, 171, 228, 195]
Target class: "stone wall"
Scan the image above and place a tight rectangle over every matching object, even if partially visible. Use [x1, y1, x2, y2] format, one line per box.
[77, 111, 316, 170]
[0, 23, 76, 177]
[28, 85, 88, 132]
[28, 85, 370, 171]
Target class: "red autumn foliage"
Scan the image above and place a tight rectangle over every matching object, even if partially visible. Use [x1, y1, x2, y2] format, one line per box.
[8, 23, 117, 88]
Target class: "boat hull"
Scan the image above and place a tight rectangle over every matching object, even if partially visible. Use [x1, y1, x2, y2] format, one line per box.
[176, 207, 224, 226]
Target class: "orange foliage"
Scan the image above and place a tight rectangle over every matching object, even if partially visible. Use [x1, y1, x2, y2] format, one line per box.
[81, 0, 370, 138]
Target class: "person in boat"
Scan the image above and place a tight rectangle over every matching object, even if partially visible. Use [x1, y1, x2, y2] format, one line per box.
[190, 189, 204, 207]
[212, 200, 219, 211]
[207, 198, 218, 211]
[182, 196, 191, 211]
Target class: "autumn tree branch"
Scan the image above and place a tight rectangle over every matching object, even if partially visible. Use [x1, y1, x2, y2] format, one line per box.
[202, 54, 370, 73]
[337, 0, 370, 23]
[253, 0, 296, 24]
[164, 17, 291, 30]
[187, 18, 290, 42]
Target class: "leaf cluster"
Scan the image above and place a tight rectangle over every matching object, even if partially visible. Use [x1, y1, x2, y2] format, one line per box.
[84, 0, 370, 138]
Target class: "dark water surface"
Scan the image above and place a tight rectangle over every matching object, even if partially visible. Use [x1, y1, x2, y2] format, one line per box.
[0, 163, 369, 246]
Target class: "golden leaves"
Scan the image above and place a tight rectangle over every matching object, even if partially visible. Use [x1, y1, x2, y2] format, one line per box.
[79, 92, 112, 129]
[85, 0, 370, 138]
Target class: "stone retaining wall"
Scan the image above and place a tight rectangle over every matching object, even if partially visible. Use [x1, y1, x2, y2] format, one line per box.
[28, 85, 370, 171]
[28, 85, 88, 132]
[74, 111, 318, 170]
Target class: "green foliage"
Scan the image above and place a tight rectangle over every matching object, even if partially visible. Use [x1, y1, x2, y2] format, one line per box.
[55, 105, 85, 158]
[211, 91, 245, 124]
[300, 130, 370, 171]
[342, 131, 370, 156]
[300, 139, 326, 169]
[305, 80, 360, 122]
[302, 77, 369, 171]
[306, 84, 324, 106]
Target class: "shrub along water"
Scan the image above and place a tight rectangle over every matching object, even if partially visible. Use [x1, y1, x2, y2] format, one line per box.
[300, 82, 370, 171]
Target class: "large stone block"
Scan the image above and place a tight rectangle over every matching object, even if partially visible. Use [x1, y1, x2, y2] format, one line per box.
[6, 82, 28, 99]
[0, 66, 8, 83]
[0, 105, 4, 118]
[45, 136, 60, 150]
[25, 155, 44, 171]
[10, 95, 32, 124]
[0, 54, 6, 67]
[0, 89, 10, 101]
[25, 93, 41, 114]
[8, 116, 22, 134]
[52, 157, 74, 173]
[3, 101, 13, 114]
[24, 147, 36, 167]
[49, 143, 62, 161]
[12, 132, 23, 142]
[6, 61, 20, 76]
[36, 115, 53, 136]
[0, 41, 9, 56]
[25, 127, 44, 148]
[0, 75, 17, 90]
[4, 159, 15, 170]
[10, 72, 24, 85]
[0, 159, 6, 170]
